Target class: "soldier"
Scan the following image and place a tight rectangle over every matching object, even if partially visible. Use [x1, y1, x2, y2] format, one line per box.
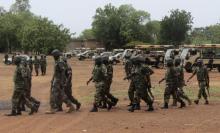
[43, 55, 47, 75]
[174, 58, 191, 105]
[40, 55, 47, 75]
[102, 57, 118, 108]
[63, 57, 81, 110]
[187, 59, 209, 105]
[87, 57, 114, 112]
[46, 49, 75, 114]
[124, 54, 135, 106]
[4, 53, 9, 64]
[125, 56, 154, 112]
[159, 59, 186, 109]
[34, 56, 40, 76]
[5, 57, 37, 116]
[20, 59, 41, 112]
[28, 56, 33, 74]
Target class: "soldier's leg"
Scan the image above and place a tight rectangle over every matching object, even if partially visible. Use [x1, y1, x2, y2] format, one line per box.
[195, 82, 204, 104]
[178, 87, 192, 105]
[162, 85, 172, 109]
[141, 91, 154, 111]
[175, 88, 186, 108]
[64, 86, 81, 110]
[200, 82, 208, 104]
[105, 81, 118, 106]
[128, 90, 141, 112]
[128, 81, 135, 106]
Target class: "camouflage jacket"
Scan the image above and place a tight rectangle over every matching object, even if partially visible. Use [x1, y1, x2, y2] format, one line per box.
[194, 66, 209, 82]
[165, 67, 178, 86]
[14, 65, 27, 90]
[124, 59, 132, 77]
[92, 64, 107, 82]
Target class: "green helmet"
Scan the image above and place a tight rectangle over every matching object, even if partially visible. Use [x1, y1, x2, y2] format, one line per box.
[166, 59, 174, 67]
[51, 49, 62, 57]
[174, 58, 181, 66]
[95, 56, 102, 65]
[14, 56, 22, 65]
[102, 56, 109, 64]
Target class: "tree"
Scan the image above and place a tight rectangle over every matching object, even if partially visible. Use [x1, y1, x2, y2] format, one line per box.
[160, 9, 193, 46]
[145, 20, 161, 44]
[92, 4, 151, 50]
[78, 29, 95, 40]
[10, 0, 31, 13]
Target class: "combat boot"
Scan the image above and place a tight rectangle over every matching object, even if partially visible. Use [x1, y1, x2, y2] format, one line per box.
[128, 104, 136, 112]
[5, 110, 17, 116]
[90, 104, 98, 112]
[76, 102, 81, 111]
[146, 103, 154, 112]
[134, 103, 141, 110]
[66, 104, 75, 113]
[35, 102, 41, 112]
[194, 100, 199, 105]
[112, 98, 119, 106]
[16, 108, 22, 115]
[29, 107, 36, 115]
[161, 103, 168, 109]
[179, 101, 186, 108]
[107, 101, 113, 111]
[205, 100, 209, 105]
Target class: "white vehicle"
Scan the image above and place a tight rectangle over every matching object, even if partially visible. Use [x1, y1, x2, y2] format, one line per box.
[100, 52, 112, 57]
[164, 49, 180, 65]
[3, 55, 30, 64]
[63, 52, 72, 58]
[122, 49, 134, 59]
[109, 53, 123, 65]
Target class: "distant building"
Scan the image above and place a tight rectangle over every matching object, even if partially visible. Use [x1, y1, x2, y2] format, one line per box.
[66, 39, 105, 50]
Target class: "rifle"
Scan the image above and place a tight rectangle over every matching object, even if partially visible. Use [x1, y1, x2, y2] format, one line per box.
[206, 83, 210, 97]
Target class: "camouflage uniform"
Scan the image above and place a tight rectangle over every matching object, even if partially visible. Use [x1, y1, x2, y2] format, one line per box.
[6, 57, 37, 116]
[128, 60, 154, 112]
[163, 66, 185, 108]
[103, 62, 118, 106]
[194, 66, 209, 104]
[40, 55, 46, 75]
[125, 58, 135, 105]
[175, 65, 191, 105]
[64, 60, 81, 109]
[50, 58, 73, 111]
[34, 56, 40, 76]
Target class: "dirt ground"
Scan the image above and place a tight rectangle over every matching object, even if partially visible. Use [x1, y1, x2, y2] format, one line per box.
[0, 54, 220, 133]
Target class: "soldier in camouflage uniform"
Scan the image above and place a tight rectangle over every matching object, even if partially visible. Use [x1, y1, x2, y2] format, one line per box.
[187, 59, 209, 105]
[63, 57, 81, 110]
[124, 54, 135, 106]
[34, 56, 40, 76]
[46, 49, 75, 114]
[5, 57, 37, 116]
[28, 56, 33, 74]
[87, 57, 114, 112]
[159, 59, 186, 109]
[101, 57, 118, 108]
[40, 55, 47, 75]
[43, 55, 47, 75]
[125, 56, 154, 112]
[174, 58, 191, 105]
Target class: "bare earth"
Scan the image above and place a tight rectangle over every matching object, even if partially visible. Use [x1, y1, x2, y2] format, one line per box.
[0, 55, 220, 133]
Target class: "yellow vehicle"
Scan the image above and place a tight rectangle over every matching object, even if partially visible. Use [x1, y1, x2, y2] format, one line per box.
[181, 44, 220, 72]
[135, 45, 173, 68]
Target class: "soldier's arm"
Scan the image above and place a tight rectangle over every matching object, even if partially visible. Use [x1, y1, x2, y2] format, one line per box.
[187, 70, 196, 82]
[58, 62, 67, 87]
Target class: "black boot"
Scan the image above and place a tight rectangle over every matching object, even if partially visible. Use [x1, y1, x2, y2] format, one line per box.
[128, 104, 136, 112]
[5, 110, 17, 116]
[107, 101, 113, 111]
[112, 98, 119, 106]
[194, 100, 199, 105]
[127, 102, 132, 107]
[161, 103, 168, 109]
[90, 104, 98, 112]
[134, 103, 141, 110]
[179, 101, 186, 108]
[76, 102, 81, 111]
[205, 100, 209, 105]
[16, 108, 22, 115]
[21, 104, 26, 111]
[35, 102, 41, 112]
[146, 103, 154, 112]
[29, 106, 37, 115]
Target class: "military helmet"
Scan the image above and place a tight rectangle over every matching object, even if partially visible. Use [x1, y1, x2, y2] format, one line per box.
[51, 49, 62, 57]
[166, 58, 174, 67]
[102, 56, 109, 64]
[174, 58, 181, 66]
[14, 56, 22, 65]
[95, 56, 102, 65]
[124, 53, 131, 59]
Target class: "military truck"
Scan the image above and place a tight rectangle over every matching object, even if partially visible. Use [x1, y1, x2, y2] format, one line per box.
[181, 44, 220, 72]
[135, 45, 173, 68]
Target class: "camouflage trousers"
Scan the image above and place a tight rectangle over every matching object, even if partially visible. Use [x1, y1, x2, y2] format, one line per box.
[64, 84, 80, 105]
[105, 79, 117, 102]
[94, 82, 112, 106]
[133, 83, 153, 105]
[50, 82, 72, 109]
[34, 65, 39, 76]
[197, 81, 208, 100]
[128, 80, 135, 104]
[41, 65, 46, 75]
[12, 89, 35, 112]
[164, 84, 184, 104]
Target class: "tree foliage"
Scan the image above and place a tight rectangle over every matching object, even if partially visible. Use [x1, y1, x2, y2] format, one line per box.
[78, 29, 95, 40]
[160, 9, 193, 46]
[0, 0, 71, 54]
[92, 4, 154, 50]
